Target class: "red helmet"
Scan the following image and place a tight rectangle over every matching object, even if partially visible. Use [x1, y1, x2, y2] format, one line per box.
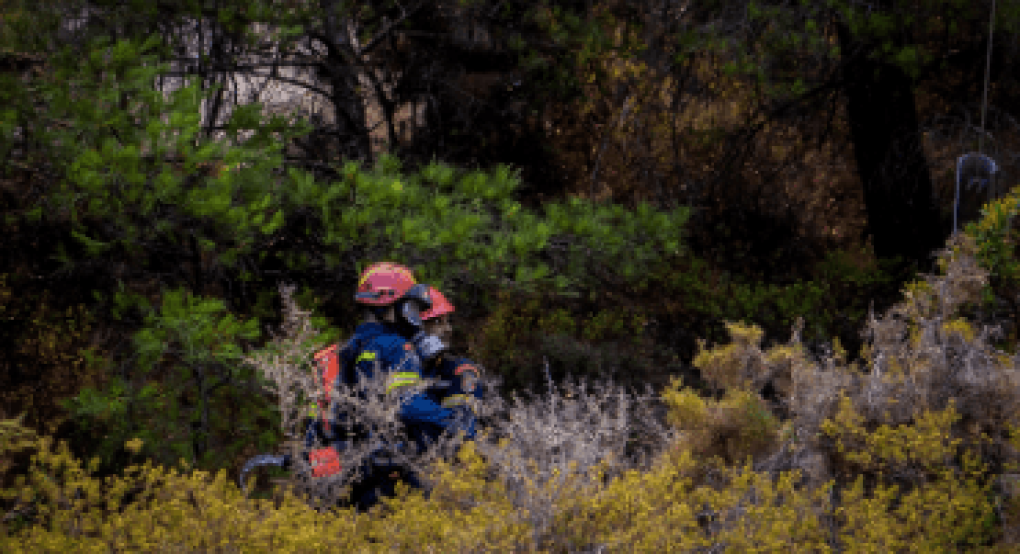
[355, 262, 417, 305]
[421, 286, 455, 321]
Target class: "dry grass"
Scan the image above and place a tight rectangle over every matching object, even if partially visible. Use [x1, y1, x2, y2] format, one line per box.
[231, 229, 1020, 550]
[240, 284, 679, 521]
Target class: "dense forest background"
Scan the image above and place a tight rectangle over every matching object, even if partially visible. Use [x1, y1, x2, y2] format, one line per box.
[3, 0, 1020, 530]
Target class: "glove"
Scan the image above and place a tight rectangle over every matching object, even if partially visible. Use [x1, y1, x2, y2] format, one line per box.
[412, 332, 447, 362]
[443, 406, 476, 440]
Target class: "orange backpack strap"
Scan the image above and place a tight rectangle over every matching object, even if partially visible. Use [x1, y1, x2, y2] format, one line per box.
[313, 344, 342, 434]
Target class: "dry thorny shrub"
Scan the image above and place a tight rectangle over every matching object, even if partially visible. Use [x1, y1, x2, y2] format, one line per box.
[239, 233, 1020, 545]
[643, 233, 1020, 550]
[699, 233, 1020, 496]
[241, 283, 679, 516]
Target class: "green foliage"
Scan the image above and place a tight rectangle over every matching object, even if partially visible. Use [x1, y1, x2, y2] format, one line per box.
[288, 286, 342, 346]
[581, 308, 647, 343]
[473, 294, 552, 388]
[133, 288, 260, 366]
[648, 247, 897, 351]
[0, 11, 320, 477]
[960, 184, 1020, 345]
[62, 288, 268, 473]
[739, 0, 1015, 99]
[284, 152, 688, 301]
[63, 378, 130, 424]
[3, 31, 304, 277]
[474, 290, 653, 391]
[966, 188, 1020, 283]
[2, 2, 697, 478]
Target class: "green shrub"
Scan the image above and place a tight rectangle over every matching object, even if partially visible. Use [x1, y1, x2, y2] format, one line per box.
[60, 289, 267, 474]
[471, 290, 654, 392]
[960, 184, 1020, 350]
[647, 245, 901, 359]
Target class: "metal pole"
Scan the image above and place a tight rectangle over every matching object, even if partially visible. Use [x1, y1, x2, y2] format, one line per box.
[978, 0, 996, 154]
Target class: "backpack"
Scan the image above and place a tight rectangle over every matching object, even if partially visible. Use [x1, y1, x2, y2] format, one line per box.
[311, 343, 342, 437]
[305, 338, 368, 477]
[239, 336, 373, 490]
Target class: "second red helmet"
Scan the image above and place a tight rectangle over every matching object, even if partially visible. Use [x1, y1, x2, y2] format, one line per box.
[421, 286, 455, 321]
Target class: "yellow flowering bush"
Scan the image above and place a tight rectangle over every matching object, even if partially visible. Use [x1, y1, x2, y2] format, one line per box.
[661, 382, 780, 466]
[0, 384, 1008, 553]
[0, 430, 368, 552]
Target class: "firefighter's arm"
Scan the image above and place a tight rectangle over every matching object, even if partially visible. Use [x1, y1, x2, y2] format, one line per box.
[435, 359, 481, 440]
[398, 391, 458, 427]
[384, 342, 458, 428]
[441, 360, 483, 409]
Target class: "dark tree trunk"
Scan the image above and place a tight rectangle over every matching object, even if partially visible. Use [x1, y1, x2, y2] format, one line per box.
[836, 22, 943, 270]
[318, 0, 373, 164]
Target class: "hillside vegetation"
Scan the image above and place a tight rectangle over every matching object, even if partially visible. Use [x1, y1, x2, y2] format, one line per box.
[5, 203, 1020, 550]
[4, 1, 1020, 551]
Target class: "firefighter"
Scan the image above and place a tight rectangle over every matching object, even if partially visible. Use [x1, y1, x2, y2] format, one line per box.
[313, 262, 464, 513]
[415, 285, 485, 450]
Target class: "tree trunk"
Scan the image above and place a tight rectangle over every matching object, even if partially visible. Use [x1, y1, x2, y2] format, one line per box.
[836, 22, 943, 270]
[320, 1, 373, 164]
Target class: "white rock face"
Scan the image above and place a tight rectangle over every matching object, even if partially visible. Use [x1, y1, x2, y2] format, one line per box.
[55, 9, 495, 159]
[136, 16, 423, 157]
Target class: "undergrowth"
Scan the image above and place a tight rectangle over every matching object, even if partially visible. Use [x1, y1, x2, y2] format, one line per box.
[4, 233, 1020, 551]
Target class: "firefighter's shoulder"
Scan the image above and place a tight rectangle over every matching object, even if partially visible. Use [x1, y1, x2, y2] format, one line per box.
[360, 333, 417, 366]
